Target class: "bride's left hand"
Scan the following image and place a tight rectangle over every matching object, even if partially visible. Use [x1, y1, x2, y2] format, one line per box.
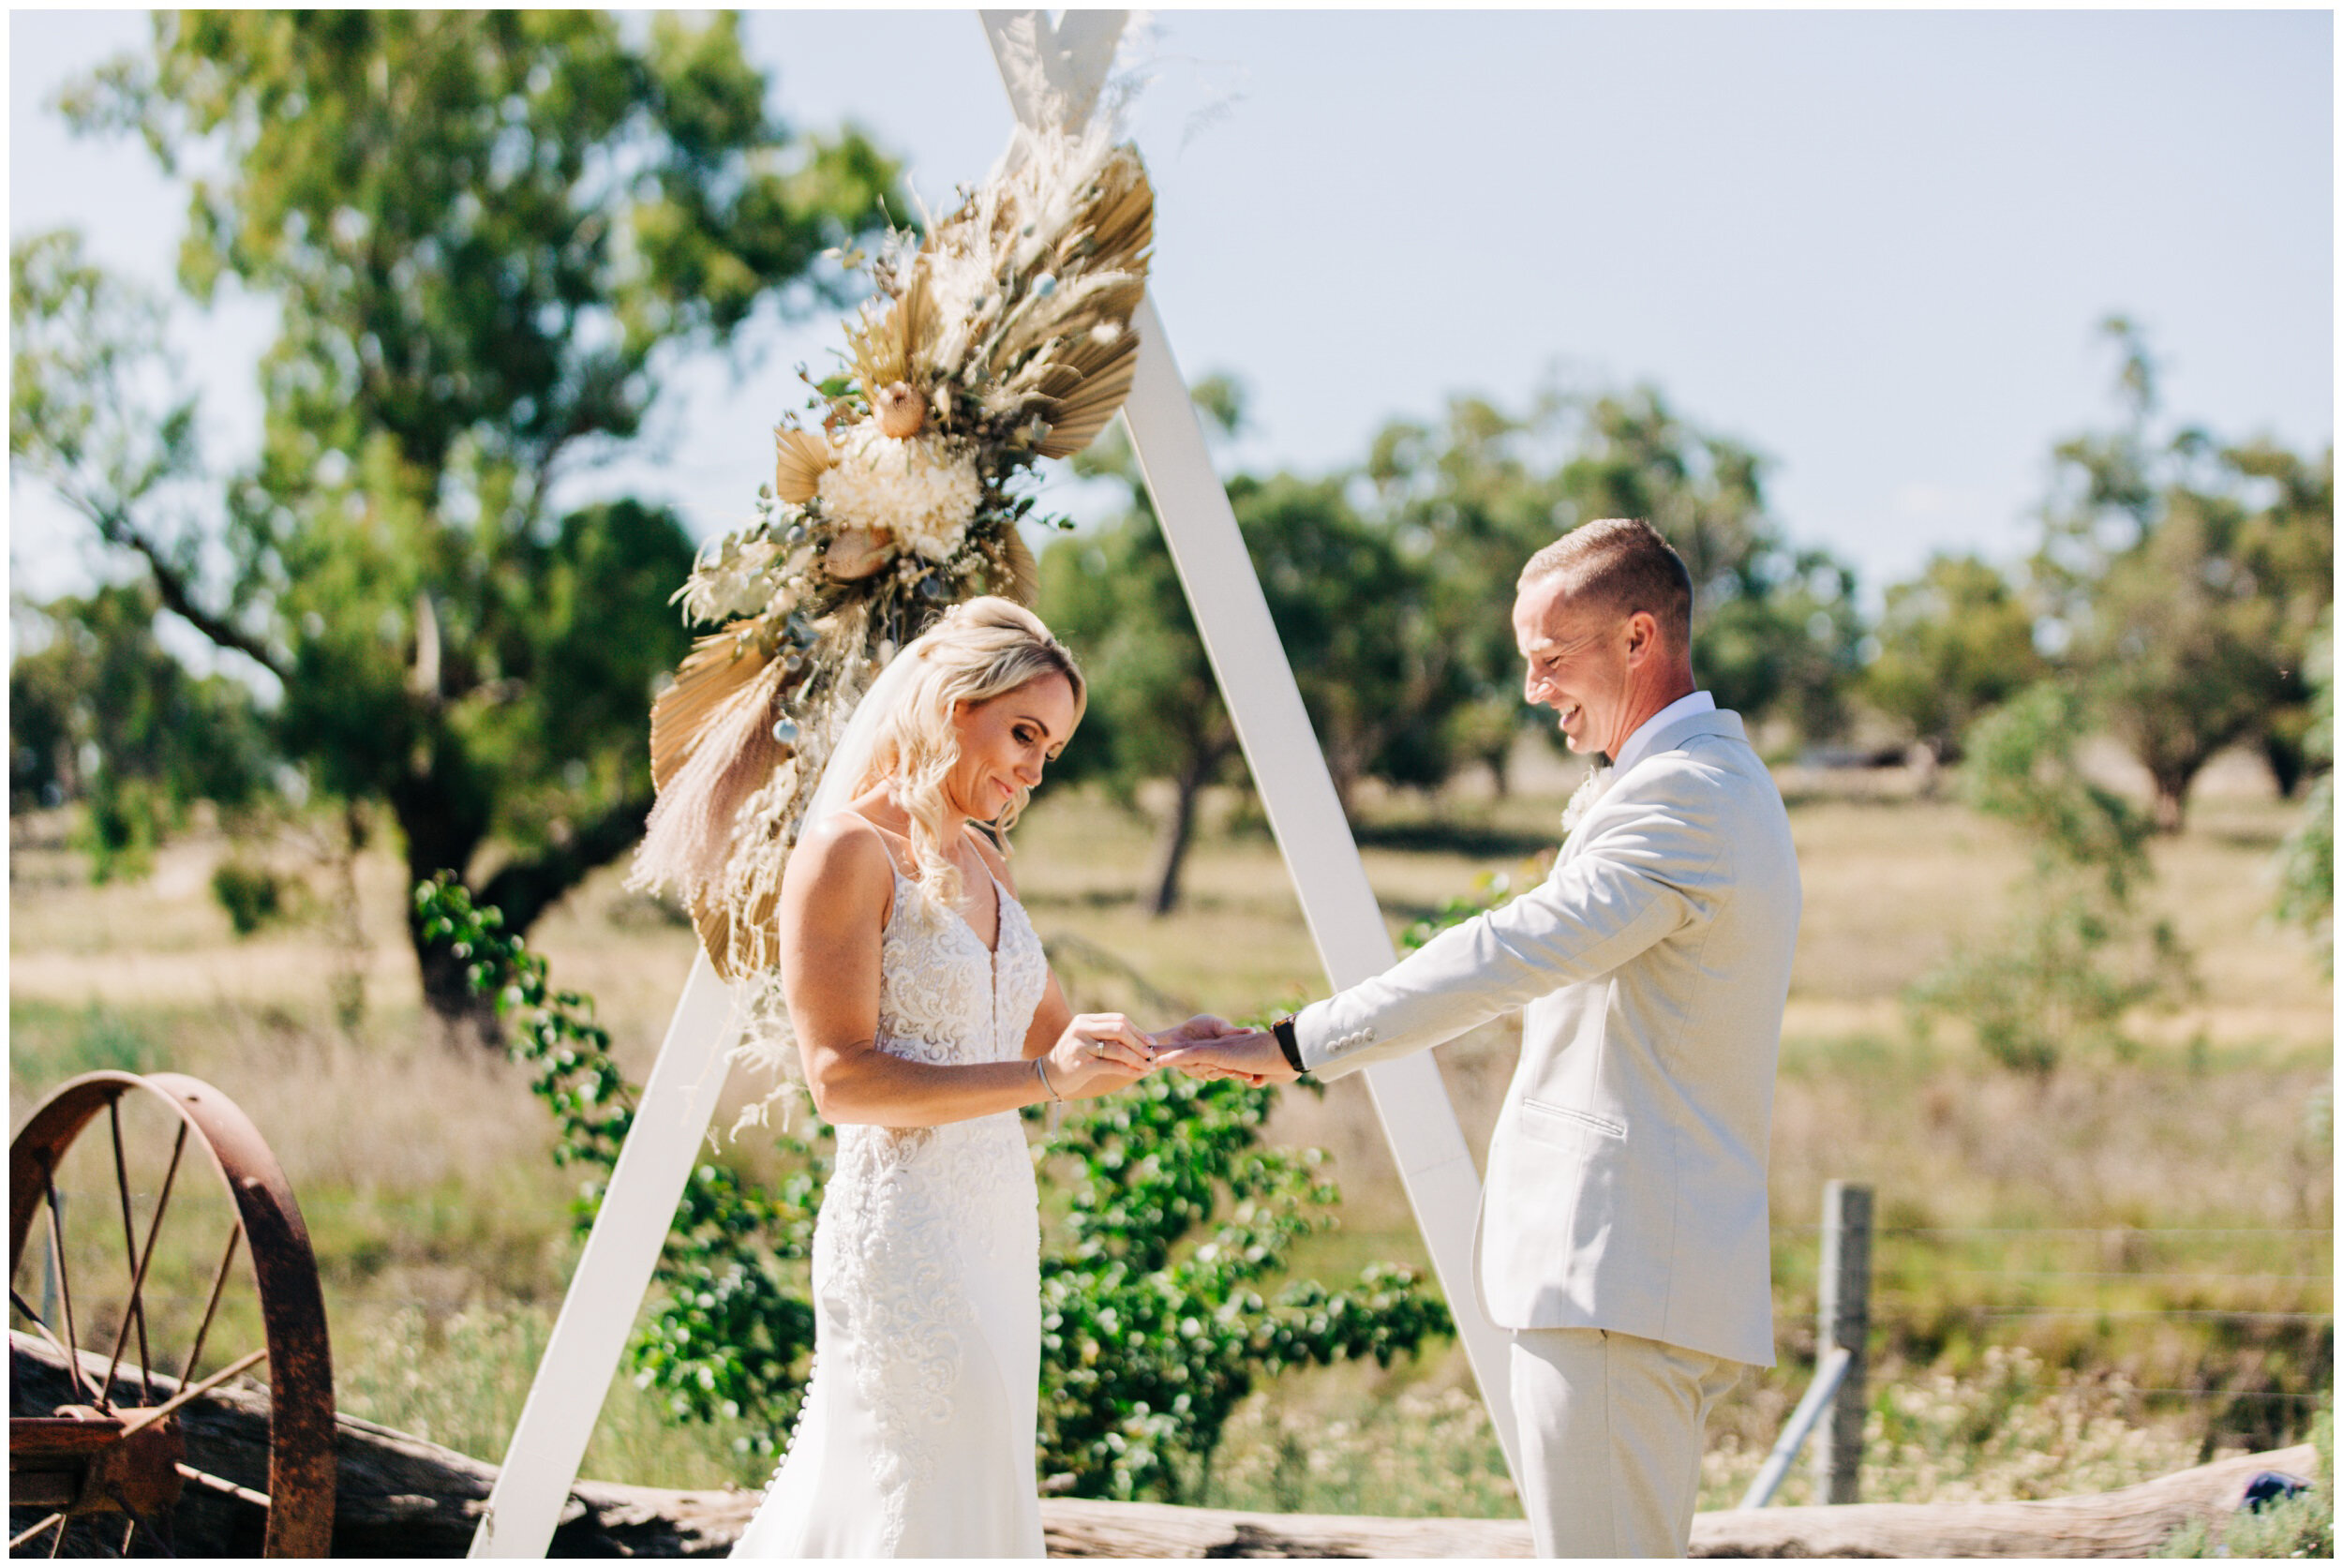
[1043, 1012, 1157, 1098]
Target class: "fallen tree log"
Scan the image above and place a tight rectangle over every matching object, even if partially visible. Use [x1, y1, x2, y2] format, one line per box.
[1685, 1446, 2320, 1560]
[11, 1331, 2315, 1557]
[10, 1332, 744, 1557]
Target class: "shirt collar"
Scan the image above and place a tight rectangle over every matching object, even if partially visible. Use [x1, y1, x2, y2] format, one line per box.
[1607, 690, 1716, 778]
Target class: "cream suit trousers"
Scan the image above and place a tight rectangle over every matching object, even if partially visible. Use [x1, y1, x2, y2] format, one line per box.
[1509, 1327, 1745, 1558]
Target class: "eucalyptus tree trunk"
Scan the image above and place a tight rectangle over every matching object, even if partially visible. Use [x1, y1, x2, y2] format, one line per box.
[1145, 754, 1215, 917]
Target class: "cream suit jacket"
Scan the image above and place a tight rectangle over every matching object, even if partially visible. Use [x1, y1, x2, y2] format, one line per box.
[1294, 708, 1799, 1367]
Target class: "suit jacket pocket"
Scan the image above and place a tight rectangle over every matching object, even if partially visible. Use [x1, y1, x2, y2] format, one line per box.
[1519, 1096, 1626, 1144]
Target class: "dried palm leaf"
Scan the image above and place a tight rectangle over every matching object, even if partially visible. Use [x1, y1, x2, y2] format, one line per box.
[649, 632, 771, 792]
[773, 426, 835, 505]
[634, 653, 789, 904]
[690, 876, 779, 983]
[998, 526, 1040, 605]
[844, 259, 936, 406]
[1032, 323, 1142, 458]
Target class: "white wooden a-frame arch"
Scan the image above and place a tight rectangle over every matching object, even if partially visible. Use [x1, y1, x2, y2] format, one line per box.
[467, 14, 1517, 1555]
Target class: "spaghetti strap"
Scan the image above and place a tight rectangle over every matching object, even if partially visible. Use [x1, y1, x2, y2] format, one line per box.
[836, 812, 1003, 951]
[831, 810, 912, 878]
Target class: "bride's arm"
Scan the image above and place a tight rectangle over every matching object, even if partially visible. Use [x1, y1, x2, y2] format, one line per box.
[783, 818, 1151, 1126]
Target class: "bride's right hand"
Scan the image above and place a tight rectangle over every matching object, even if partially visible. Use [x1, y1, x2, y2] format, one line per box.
[1042, 1012, 1156, 1099]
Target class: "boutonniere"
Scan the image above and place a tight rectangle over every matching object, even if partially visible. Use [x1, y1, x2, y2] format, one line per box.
[1560, 761, 1612, 838]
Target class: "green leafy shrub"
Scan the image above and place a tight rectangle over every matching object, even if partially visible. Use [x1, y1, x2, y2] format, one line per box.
[1905, 681, 2192, 1071]
[210, 858, 290, 936]
[414, 875, 1454, 1489]
[1034, 1070, 1452, 1500]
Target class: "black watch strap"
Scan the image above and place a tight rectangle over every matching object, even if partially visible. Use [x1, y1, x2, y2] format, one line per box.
[1272, 1014, 1306, 1075]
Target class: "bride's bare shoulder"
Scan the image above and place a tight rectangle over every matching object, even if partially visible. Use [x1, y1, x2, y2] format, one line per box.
[784, 812, 897, 905]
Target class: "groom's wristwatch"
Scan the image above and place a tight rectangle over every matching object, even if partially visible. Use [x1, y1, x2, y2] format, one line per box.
[1271, 1014, 1307, 1076]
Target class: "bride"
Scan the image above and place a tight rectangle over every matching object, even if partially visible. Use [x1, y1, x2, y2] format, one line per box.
[731, 596, 1162, 1559]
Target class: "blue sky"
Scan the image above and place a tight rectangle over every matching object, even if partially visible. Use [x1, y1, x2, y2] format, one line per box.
[9, 8, 2333, 622]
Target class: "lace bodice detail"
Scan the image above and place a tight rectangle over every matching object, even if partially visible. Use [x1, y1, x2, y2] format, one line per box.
[874, 865, 1050, 1068]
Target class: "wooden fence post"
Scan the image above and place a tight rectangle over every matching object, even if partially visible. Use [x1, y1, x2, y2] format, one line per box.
[1813, 1180, 1873, 1504]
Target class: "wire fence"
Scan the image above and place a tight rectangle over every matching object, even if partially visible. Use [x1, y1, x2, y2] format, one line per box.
[1777, 1222, 2335, 1326]
[1775, 1225, 2334, 1237]
[1757, 1202, 2333, 1472]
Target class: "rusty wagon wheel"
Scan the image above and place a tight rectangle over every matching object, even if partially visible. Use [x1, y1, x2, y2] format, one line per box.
[8, 1072, 335, 1557]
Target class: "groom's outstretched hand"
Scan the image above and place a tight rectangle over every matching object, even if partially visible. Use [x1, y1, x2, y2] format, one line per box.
[1155, 1015, 1298, 1086]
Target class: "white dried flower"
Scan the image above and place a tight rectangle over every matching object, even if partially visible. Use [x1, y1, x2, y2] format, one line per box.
[678, 533, 784, 624]
[815, 425, 982, 563]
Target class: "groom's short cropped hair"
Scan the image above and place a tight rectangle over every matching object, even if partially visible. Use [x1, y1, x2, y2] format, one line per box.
[1518, 518, 1694, 648]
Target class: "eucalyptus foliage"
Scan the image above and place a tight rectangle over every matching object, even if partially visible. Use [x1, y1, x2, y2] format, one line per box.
[413, 876, 1452, 1493]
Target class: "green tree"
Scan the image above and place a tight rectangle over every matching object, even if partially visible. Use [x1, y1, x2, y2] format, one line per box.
[1235, 470, 1467, 809]
[1555, 386, 1864, 740]
[1864, 553, 2048, 768]
[21, 13, 901, 1036]
[2221, 440, 2334, 796]
[1044, 381, 1866, 912]
[1372, 387, 1866, 762]
[1364, 396, 1567, 794]
[8, 582, 276, 877]
[1038, 499, 1240, 917]
[2275, 609, 2333, 973]
[1906, 681, 2190, 1073]
[2036, 319, 2334, 830]
[1039, 388, 1244, 917]
[1044, 381, 1475, 913]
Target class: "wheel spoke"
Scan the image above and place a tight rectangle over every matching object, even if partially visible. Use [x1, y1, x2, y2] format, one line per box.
[104, 1116, 187, 1410]
[117, 1346, 267, 1438]
[9, 1285, 86, 1379]
[109, 1098, 138, 1403]
[178, 1222, 243, 1389]
[7, 1515, 65, 1553]
[173, 1462, 272, 1509]
[41, 1177, 92, 1406]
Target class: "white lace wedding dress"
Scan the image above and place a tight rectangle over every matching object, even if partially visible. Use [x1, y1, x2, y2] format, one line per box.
[731, 853, 1051, 1559]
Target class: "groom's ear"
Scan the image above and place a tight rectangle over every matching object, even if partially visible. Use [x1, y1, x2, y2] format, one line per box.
[1622, 610, 1661, 665]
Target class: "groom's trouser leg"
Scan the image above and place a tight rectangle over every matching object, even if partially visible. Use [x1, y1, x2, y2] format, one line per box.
[1508, 1327, 1743, 1558]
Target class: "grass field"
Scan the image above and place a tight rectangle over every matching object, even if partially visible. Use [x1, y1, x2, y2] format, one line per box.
[8, 739, 2331, 1517]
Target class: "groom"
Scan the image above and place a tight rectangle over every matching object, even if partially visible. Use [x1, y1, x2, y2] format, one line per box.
[1161, 518, 1801, 1558]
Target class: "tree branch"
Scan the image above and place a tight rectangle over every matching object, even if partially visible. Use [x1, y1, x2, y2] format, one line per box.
[475, 789, 656, 936]
[75, 487, 288, 680]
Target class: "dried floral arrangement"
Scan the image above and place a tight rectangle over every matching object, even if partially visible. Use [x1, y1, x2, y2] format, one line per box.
[629, 123, 1153, 1008]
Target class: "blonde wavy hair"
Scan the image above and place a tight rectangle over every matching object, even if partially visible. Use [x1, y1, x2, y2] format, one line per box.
[853, 597, 1085, 905]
